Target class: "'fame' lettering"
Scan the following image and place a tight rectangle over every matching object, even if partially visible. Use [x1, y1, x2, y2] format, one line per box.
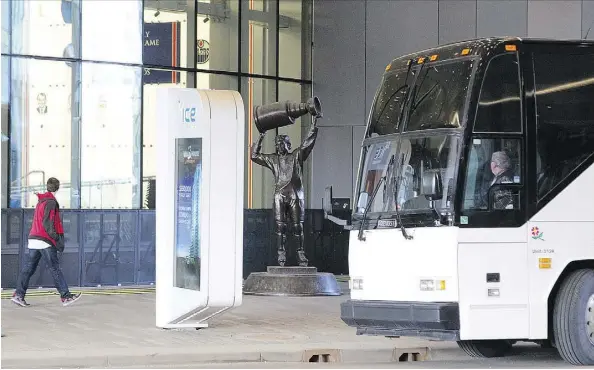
[144, 31, 160, 47]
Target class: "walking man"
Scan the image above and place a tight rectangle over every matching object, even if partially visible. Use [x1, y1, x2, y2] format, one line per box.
[12, 177, 82, 307]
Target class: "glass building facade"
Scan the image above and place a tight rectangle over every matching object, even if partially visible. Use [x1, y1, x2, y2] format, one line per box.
[1, 0, 313, 211]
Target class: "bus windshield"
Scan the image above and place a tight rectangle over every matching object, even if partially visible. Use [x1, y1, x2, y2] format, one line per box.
[355, 133, 461, 217]
[368, 58, 477, 136]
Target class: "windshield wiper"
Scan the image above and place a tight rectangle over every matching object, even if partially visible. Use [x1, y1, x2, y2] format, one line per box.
[387, 59, 426, 241]
[407, 63, 430, 117]
[357, 59, 418, 242]
[373, 58, 416, 132]
[392, 153, 414, 240]
[357, 176, 386, 241]
[411, 82, 439, 112]
[373, 85, 408, 130]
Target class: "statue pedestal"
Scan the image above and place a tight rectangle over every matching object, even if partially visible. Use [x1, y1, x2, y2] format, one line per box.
[243, 266, 342, 296]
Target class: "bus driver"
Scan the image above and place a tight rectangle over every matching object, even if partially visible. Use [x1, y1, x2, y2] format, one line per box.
[484, 151, 514, 209]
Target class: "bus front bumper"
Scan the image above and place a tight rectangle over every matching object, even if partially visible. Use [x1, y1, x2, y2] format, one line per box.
[340, 299, 460, 341]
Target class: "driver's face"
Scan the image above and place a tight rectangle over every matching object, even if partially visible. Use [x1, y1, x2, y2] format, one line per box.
[491, 161, 503, 176]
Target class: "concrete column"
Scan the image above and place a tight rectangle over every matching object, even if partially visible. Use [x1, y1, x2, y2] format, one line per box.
[70, 0, 81, 208]
[186, 0, 196, 88]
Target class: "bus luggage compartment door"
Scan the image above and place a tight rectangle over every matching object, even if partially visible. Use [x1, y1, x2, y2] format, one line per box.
[458, 233, 529, 340]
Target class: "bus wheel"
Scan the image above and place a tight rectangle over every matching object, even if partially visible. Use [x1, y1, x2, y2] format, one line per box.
[457, 340, 513, 358]
[553, 268, 594, 365]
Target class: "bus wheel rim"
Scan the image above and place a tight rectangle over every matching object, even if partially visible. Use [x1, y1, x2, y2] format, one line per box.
[586, 294, 594, 345]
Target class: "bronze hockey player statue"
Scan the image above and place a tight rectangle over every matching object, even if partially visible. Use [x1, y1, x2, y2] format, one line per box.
[250, 97, 322, 267]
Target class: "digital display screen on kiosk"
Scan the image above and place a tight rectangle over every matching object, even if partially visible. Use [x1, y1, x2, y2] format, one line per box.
[174, 138, 202, 290]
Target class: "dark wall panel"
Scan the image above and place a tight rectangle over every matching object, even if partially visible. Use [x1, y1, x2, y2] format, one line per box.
[438, 0, 477, 45]
[477, 0, 528, 38]
[583, 0, 594, 40]
[137, 212, 155, 284]
[2, 210, 23, 289]
[365, 0, 439, 114]
[311, 126, 353, 208]
[527, 0, 581, 39]
[352, 125, 366, 195]
[81, 212, 136, 287]
[312, 0, 366, 128]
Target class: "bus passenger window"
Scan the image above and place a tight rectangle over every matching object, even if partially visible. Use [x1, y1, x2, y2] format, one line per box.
[533, 53, 594, 202]
[462, 138, 522, 211]
[473, 53, 522, 133]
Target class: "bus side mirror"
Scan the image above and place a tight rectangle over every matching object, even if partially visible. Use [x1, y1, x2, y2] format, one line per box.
[422, 170, 443, 201]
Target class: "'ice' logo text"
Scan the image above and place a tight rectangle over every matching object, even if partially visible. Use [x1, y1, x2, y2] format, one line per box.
[184, 107, 197, 123]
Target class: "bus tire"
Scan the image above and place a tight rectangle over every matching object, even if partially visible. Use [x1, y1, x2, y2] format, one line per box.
[457, 340, 513, 358]
[553, 268, 594, 365]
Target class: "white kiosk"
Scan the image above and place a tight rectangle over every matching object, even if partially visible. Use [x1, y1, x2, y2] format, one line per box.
[155, 89, 244, 329]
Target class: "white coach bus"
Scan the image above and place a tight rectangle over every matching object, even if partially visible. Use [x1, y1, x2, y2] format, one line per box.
[332, 37, 594, 365]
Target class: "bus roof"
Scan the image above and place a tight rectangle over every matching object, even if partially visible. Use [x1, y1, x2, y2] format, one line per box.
[385, 37, 594, 72]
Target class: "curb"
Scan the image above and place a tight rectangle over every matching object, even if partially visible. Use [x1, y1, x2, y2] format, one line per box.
[1, 287, 156, 299]
[0, 343, 461, 368]
[1, 276, 351, 299]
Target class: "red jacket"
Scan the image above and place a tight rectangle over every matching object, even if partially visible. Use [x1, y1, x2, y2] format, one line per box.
[29, 192, 64, 248]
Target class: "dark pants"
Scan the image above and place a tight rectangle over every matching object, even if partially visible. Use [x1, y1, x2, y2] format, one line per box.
[15, 247, 70, 298]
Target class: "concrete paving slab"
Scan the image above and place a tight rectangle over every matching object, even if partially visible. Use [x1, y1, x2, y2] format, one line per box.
[0, 292, 457, 368]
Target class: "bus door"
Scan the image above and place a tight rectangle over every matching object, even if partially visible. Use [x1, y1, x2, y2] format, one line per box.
[457, 51, 530, 340]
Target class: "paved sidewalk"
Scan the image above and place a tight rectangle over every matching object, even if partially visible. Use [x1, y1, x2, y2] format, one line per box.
[1, 289, 458, 368]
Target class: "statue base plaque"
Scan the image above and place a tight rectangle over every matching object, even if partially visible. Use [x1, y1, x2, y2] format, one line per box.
[243, 266, 342, 296]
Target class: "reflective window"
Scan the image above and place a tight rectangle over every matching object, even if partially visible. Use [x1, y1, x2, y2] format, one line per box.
[143, 0, 188, 68]
[534, 53, 594, 201]
[406, 59, 476, 132]
[1, 56, 8, 105]
[242, 77, 277, 208]
[80, 63, 141, 209]
[142, 69, 237, 209]
[142, 68, 193, 209]
[11, 0, 80, 58]
[356, 140, 399, 214]
[197, 71, 238, 91]
[197, 0, 239, 72]
[279, 0, 312, 80]
[242, 0, 277, 77]
[4, 0, 313, 211]
[9, 57, 79, 208]
[2, 56, 10, 208]
[368, 69, 411, 136]
[473, 53, 522, 133]
[2, 0, 10, 54]
[462, 138, 522, 211]
[81, 0, 142, 64]
[356, 135, 461, 214]
[250, 0, 266, 12]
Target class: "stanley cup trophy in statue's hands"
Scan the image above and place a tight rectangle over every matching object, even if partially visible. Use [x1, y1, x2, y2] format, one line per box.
[250, 97, 322, 267]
